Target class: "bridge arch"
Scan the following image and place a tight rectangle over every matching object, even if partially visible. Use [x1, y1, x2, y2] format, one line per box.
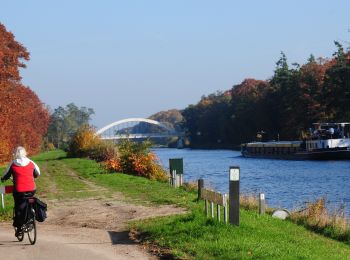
[96, 117, 174, 137]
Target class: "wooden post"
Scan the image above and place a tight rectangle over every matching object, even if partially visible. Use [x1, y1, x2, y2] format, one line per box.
[229, 166, 240, 226]
[172, 170, 176, 187]
[201, 188, 228, 224]
[205, 200, 208, 216]
[170, 170, 173, 186]
[198, 179, 204, 201]
[217, 204, 220, 222]
[179, 174, 183, 186]
[176, 174, 180, 188]
[224, 194, 228, 223]
[259, 193, 266, 215]
[1, 193, 4, 209]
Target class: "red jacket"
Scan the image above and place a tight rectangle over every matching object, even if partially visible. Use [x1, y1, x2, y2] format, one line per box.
[1, 158, 40, 192]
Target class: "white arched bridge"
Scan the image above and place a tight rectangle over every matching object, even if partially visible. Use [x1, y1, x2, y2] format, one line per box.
[96, 118, 184, 141]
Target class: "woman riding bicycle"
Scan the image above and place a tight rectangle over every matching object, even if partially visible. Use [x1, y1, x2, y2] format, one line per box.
[1, 146, 40, 236]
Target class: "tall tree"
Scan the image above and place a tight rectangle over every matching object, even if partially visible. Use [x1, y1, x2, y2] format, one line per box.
[297, 56, 332, 127]
[0, 23, 29, 84]
[323, 42, 350, 121]
[229, 79, 271, 143]
[47, 103, 94, 149]
[182, 91, 231, 147]
[0, 23, 49, 162]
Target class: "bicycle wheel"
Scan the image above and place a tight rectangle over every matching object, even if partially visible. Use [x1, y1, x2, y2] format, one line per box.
[27, 219, 36, 245]
[14, 227, 24, 242]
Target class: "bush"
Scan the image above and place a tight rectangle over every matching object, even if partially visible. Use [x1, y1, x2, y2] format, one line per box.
[104, 139, 168, 181]
[68, 128, 168, 181]
[67, 125, 99, 157]
[68, 125, 118, 162]
[87, 141, 116, 162]
[103, 157, 122, 172]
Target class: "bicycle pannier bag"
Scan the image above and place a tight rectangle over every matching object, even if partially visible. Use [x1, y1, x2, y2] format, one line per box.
[35, 198, 47, 222]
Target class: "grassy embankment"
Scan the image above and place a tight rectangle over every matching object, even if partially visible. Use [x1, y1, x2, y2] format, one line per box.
[1, 150, 350, 259]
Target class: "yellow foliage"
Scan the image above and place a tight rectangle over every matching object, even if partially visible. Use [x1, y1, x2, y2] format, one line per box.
[68, 125, 100, 157]
[68, 129, 168, 181]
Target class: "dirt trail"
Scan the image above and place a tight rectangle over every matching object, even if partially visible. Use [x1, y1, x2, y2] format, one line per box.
[0, 198, 186, 259]
[0, 163, 186, 259]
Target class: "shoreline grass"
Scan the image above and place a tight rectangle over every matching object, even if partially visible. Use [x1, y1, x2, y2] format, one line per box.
[290, 198, 350, 243]
[133, 209, 350, 259]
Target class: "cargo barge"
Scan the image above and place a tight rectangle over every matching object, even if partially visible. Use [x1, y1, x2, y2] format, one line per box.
[241, 123, 350, 160]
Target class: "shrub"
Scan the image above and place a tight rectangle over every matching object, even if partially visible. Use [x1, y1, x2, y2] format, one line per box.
[103, 157, 122, 172]
[67, 125, 98, 157]
[87, 141, 116, 162]
[104, 139, 168, 181]
[47, 143, 56, 151]
[68, 128, 168, 181]
[68, 125, 117, 161]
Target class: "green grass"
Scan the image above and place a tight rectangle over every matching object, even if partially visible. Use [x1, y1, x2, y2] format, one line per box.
[1, 150, 350, 259]
[34, 150, 110, 200]
[134, 209, 350, 259]
[62, 156, 198, 207]
[0, 163, 13, 219]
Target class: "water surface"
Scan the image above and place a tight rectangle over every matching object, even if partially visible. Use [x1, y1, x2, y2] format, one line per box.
[153, 148, 350, 215]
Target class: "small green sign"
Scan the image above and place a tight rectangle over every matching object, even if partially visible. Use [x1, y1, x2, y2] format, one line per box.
[169, 158, 183, 175]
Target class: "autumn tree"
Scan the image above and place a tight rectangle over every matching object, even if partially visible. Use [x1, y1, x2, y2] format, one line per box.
[297, 56, 333, 128]
[149, 109, 183, 131]
[323, 42, 350, 121]
[0, 23, 49, 162]
[0, 23, 29, 84]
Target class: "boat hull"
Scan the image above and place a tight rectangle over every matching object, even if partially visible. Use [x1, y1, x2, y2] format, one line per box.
[242, 147, 350, 160]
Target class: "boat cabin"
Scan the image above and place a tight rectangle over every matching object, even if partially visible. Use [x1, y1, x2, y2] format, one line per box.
[305, 123, 350, 151]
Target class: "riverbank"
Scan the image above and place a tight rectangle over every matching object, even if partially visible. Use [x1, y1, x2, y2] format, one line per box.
[1, 150, 350, 259]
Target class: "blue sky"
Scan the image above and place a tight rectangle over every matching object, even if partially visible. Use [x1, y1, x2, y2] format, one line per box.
[1, 1, 349, 128]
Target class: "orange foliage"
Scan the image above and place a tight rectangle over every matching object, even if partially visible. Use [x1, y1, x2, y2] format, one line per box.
[130, 152, 158, 178]
[0, 23, 29, 82]
[100, 140, 168, 181]
[103, 158, 122, 172]
[232, 78, 270, 100]
[0, 23, 49, 162]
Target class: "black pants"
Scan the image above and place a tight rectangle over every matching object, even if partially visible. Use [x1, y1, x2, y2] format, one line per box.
[13, 191, 36, 228]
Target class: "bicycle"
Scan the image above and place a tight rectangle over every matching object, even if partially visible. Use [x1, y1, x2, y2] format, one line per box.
[14, 197, 37, 245]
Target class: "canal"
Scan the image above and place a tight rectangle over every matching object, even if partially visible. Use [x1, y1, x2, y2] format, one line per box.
[153, 148, 350, 216]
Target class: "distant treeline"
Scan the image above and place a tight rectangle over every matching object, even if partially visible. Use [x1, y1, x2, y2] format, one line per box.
[181, 43, 350, 148]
